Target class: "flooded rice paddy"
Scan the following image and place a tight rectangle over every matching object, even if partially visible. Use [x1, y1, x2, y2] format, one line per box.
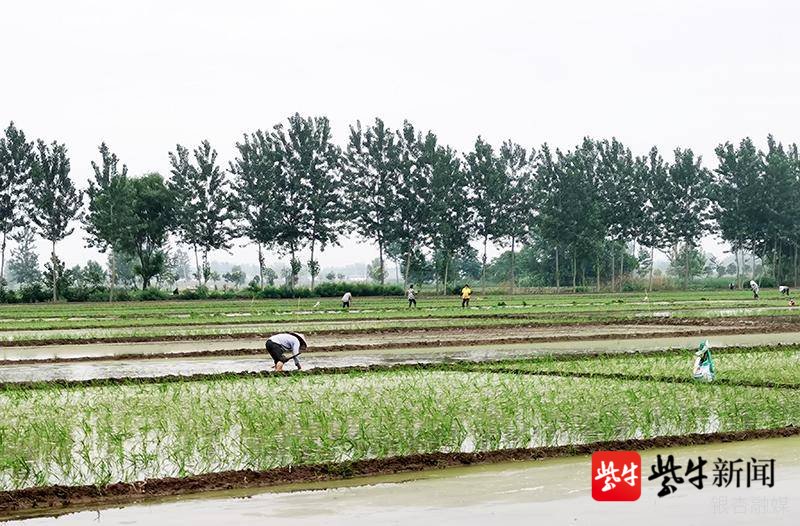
[10, 435, 799, 525]
[3, 331, 800, 383]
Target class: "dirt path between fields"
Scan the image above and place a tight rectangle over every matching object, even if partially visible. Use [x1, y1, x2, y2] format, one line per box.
[0, 323, 743, 364]
[2, 314, 799, 347]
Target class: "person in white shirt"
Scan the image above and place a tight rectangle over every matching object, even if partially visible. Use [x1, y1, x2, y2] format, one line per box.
[407, 285, 417, 308]
[341, 291, 352, 308]
[749, 280, 760, 300]
[266, 332, 307, 371]
[779, 285, 790, 296]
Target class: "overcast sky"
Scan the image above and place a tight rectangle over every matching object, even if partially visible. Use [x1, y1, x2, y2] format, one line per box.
[2, 0, 799, 272]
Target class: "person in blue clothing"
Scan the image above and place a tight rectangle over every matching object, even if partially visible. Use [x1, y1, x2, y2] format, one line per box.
[265, 332, 307, 371]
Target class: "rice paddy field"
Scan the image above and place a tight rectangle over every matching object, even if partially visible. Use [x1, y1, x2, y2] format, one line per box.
[2, 289, 800, 522]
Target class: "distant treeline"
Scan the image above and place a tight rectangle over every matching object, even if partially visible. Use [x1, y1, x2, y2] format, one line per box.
[0, 117, 796, 302]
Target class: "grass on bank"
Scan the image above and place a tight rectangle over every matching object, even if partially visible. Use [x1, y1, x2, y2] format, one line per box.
[0, 368, 798, 490]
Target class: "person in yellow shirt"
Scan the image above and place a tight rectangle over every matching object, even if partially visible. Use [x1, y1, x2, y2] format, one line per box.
[461, 284, 472, 308]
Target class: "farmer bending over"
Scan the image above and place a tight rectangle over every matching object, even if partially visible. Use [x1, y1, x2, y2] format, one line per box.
[342, 291, 352, 308]
[266, 332, 307, 371]
[780, 285, 790, 296]
[749, 280, 760, 300]
[461, 284, 472, 308]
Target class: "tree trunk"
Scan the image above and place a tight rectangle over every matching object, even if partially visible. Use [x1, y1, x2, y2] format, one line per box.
[751, 241, 756, 280]
[202, 250, 210, 286]
[555, 246, 560, 293]
[509, 236, 516, 294]
[394, 257, 400, 284]
[51, 240, 57, 302]
[773, 237, 778, 283]
[596, 255, 600, 293]
[443, 254, 450, 296]
[109, 247, 116, 302]
[193, 244, 201, 286]
[257, 243, 265, 287]
[611, 250, 615, 292]
[0, 230, 6, 283]
[403, 244, 413, 287]
[481, 234, 488, 293]
[289, 246, 297, 290]
[310, 239, 316, 289]
[648, 245, 655, 293]
[794, 242, 798, 288]
[378, 238, 385, 286]
[619, 244, 624, 288]
[572, 251, 577, 293]
[684, 240, 690, 290]
[736, 240, 741, 289]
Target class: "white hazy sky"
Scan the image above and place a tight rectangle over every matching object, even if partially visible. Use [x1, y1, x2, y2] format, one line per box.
[2, 0, 800, 271]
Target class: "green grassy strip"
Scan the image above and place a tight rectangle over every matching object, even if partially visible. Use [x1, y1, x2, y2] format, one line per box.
[473, 345, 800, 387]
[1, 368, 798, 491]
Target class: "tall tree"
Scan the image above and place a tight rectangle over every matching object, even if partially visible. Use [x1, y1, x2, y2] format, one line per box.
[275, 114, 342, 288]
[464, 136, 505, 292]
[169, 141, 236, 286]
[560, 139, 604, 292]
[0, 122, 34, 284]
[7, 224, 40, 286]
[84, 143, 132, 300]
[27, 140, 83, 301]
[118, 173, 175, 289]
[634, 147, 671, 292]
[392, 121, 430, 286]
[496, 140, 533, 293]
[712, 138, 762, 287]
[760, 135, 795, 283]
[425, 139, 473, 294]
[230, 130, 284, 287]
[662, 148, 712, 289]
[534, 144, 570, 291]
[343, 118, 398, 285]
[597, 138, 639, 291]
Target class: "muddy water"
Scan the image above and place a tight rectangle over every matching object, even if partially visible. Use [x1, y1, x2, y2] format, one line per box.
[3, 332, 800, 383]
[634, 306, 800, 318]
[0, 324, 737, 362]
[10, 436, 798, 525]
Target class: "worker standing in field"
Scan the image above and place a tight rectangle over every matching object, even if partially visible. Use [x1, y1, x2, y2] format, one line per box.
[749, 280, 760, 300]
[265, 332, 307, 371]
[407, 284, 417, 308]
[341, 291, 352, 309]
[461, 284, 472, 308]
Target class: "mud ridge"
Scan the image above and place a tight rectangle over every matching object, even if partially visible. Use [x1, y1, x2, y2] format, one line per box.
[0, 326, 771, 366]
[2, 315, 798, 347]
[2, 317, 797, 351]
[0, 302, 796, 332]
[1, 426, 797, 519]
[485, 367, 800, 390]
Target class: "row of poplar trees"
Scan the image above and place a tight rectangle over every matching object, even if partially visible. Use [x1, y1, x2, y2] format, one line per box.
[1, 115, 799, 300]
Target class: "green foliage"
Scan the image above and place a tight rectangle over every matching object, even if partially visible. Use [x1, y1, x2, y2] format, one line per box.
[169, 141, 236, 284]
[343, 118, 398, 285]
[667, 244, 707, 280]
[7, 225, 40, 286]
[118, 173, 175, 289]
[366, 258, 387, 283]
[308, 282, 403, 297]
[84, 143, 131, 253]
[222, 266, 246, 287]
[0, 122, 34, 282]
